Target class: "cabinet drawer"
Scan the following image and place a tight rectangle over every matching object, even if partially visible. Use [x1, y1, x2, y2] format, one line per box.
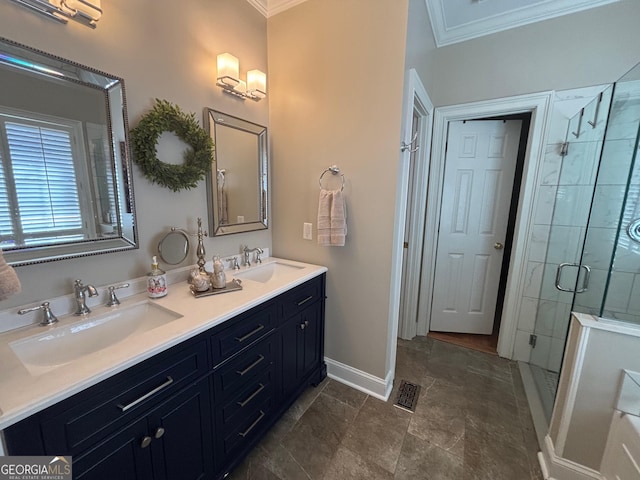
[213, 335, 276, 401]
[211, 302, 276, 366]
[220, 396, 274, 460]
[218, 366, 275, 431]
[278, 275, 324, 322]
[39, 340, 208, 454]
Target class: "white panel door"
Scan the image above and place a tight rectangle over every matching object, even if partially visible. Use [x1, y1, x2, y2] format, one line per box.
[431, 119, 522, 334]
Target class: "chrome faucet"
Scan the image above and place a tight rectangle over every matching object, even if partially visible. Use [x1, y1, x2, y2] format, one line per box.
[18, 302, 58, 326]
[226, 257, 241, 270]
[74, 279, 98, 315]
[243, 246, 263, 267]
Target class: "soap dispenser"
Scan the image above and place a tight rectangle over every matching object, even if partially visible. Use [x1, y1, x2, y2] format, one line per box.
[147, 256, 168, 298]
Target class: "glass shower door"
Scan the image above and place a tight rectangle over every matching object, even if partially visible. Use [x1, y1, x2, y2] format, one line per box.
[581, 65, 640, 325]
[529, 89, 612, 421]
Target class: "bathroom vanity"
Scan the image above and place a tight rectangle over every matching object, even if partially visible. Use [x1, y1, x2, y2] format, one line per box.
[0, 259, 326, 480]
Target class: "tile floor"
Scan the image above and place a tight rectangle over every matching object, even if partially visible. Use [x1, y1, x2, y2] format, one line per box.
[230, 336, 543, 479]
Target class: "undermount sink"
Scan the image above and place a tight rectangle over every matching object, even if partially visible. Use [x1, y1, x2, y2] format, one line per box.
[234, 261, 304, 284]
[10, 301, 182, 374]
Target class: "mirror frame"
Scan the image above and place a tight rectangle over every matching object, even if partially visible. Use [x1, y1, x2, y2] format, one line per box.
[0, 37, 138, 266]
[204, 109, 268, 237]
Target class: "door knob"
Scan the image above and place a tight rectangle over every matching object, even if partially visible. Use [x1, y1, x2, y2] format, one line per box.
[494, 242, 504, 250]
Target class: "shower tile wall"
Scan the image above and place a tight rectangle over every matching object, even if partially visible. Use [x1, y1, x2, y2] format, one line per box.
[512, 86, 612, 372]
[576, 79, 640, 323]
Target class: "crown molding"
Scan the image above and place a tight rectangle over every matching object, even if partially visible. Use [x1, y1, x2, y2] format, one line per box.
[426, 0, 621, 47]
[246, 0, 308, 18]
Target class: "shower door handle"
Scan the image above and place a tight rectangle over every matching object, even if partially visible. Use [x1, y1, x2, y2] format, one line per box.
[555, 263, 591, 293]
[575, 265, 591, 293]
[555, 263, 578, 292]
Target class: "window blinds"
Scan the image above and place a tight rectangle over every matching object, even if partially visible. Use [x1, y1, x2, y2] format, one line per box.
[0, 118, 84, 248]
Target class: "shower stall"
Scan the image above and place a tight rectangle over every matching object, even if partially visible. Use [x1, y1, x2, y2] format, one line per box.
[528, 62, 640, 422]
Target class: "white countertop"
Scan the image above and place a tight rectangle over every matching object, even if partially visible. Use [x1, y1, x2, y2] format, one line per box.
[0, 257, 326, 431]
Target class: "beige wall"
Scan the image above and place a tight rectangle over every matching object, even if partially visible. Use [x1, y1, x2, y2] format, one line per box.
[0, 0, 271, 310]
[406, 0, 640, 107]
[268, 0, 409, 379]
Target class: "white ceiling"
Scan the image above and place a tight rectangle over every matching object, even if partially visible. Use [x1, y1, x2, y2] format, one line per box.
[247, 0, 621, 47]
[425, 0, 621, 47]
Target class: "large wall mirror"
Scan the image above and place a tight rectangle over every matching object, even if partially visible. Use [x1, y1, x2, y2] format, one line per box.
[205, 109, 268, 236]
[0, 37, 137, 266]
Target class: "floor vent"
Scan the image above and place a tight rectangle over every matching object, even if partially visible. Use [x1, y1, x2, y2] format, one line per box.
[393, 380, 421, 413]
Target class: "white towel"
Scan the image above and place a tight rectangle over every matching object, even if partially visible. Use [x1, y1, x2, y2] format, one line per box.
[317, 189, 347, 247]
[318, 189, 332, 246]
[0, 249, 21, 301]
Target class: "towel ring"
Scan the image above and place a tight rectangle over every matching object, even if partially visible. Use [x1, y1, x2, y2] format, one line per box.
[319, 165, 345, 191]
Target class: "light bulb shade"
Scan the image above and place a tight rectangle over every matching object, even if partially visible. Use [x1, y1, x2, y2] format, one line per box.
[217, 53, 240, 88]
[60, 0, 102, 21]
[247, 69, 267, 99]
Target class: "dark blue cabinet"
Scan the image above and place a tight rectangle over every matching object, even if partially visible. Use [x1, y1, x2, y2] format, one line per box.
[73, 377, 213, 480]
[74, 417, 153, 480]
[281, 303, 323, 397]
[4, 273, 326, 480]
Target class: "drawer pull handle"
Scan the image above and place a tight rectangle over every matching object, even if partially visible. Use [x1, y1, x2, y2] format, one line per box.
[238, 410, 265, 438]
[235, 324, 265, 343]
[117, 376, 174, 412]
[236, 355, 265, 376]
[140, 436, 152, 448]
[296, 295, 314, 307]
[237, 383, 265, 408]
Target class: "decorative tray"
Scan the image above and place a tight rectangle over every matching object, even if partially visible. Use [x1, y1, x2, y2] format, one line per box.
[190, 279, 243, 298]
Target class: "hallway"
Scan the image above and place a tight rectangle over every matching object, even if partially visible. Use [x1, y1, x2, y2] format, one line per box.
[230, 337, 543, 479]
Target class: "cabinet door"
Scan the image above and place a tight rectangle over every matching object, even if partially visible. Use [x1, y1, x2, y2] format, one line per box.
[300, 304, 322, 379]
[281, 303, 322, 397]
[73, 417, 154, 480]
[148, 378, 214, 480]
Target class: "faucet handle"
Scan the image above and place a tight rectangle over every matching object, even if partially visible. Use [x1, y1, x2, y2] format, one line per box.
[255, 249, 263, 264]
[106, 283, 130, 307]
[226, 257, 240, 270]
[18, 302, 58, 326]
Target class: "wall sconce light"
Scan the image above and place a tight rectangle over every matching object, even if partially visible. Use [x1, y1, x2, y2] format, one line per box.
[8, 0, 102, 28]
[216, 53, 266, 101]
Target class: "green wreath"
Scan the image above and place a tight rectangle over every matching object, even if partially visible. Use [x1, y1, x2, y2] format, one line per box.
[130, 99, 214, 192]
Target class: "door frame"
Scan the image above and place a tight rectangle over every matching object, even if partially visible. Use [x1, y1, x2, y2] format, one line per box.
[417, 92, 553, 358]
[398, 69, 434, 341]
[386, 69, 433, 383]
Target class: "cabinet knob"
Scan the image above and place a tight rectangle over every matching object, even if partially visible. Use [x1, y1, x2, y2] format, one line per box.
[154, 427, 165, 439]
[140, 436, 152, 448]
[299, 321, 307, 330]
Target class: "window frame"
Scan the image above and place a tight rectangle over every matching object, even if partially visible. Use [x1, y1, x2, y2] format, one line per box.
[0, 106, 94, 249]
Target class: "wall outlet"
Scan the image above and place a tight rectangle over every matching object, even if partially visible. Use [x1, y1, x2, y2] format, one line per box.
[237, 215, 245, 223]
[303, 222, 313, 240]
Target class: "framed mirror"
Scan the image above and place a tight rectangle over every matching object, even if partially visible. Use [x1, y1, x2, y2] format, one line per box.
[0, 37, 137, 266]
[204, 109, 267, 236]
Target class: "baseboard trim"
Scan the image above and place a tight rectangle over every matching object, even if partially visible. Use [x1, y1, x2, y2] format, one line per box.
[541, 435, 603, 480]
[324, 357, 393, 401]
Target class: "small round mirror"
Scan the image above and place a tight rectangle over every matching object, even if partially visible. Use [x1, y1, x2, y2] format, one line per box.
[158, 230, 190, 265]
